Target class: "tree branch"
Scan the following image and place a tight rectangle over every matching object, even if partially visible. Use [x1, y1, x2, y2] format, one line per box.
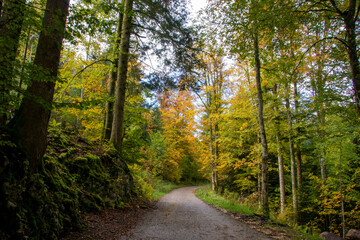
[291, 37, 350, 79]
[55, 59, 112, 101]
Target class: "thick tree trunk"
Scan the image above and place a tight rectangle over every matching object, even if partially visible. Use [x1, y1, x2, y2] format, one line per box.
[104, 9, 124, 140]
[285, 83, 298, 223]
[273, 84, 285, 214]
[0, 0, 3, 16]
[342, 0, 360, 114]
[254, 33, 269, 217]
[346, 30, 360, 113]
[326, 0, 360, 113]
[110, 0, 134, 151]
[9, 0, 70, 171]
[0, 0, 26, 126]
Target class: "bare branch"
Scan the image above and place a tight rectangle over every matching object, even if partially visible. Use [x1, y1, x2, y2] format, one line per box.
[54, 59, 112, 101]
[291, 36, 349, 79]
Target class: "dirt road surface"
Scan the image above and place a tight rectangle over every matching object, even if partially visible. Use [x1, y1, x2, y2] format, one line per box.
[121, 186, 272, 240]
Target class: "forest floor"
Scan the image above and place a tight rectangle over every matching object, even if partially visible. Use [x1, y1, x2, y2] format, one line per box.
[62, 186, 315, 240]
[61, 200, 156, 240]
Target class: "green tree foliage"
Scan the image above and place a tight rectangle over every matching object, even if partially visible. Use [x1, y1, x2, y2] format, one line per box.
[142, 89, 201, 183]
[0, 0, 197, 238]
[1, 0, 360, 238]
[198, 0, 360, 233]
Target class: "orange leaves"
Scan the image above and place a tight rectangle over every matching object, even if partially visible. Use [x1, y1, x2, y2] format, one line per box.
[144, 89, 201, 182]
[160, 89, 197, 137]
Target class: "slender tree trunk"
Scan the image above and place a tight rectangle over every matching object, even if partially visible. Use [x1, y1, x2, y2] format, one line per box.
[254, 33, 269, 217]
[276, 127, 285, 214]
[312, 31, 327, 183]
[318, 110, 327, 181]
[110, 0, 133, 151]
[210, 121, 214, 190]
[209, 121, 217, 191]
[9, 0, 70, 171]
[273, 84, 285, 214]
[104, 7, 124, 140]
[213, 72, 221, 192]
[285, 83, 298, 223]
[339, 140, 345, 238]
[293, 81, 302, 223]
[0, 0, 26, 126]
[294, 82, 302, 191]
[214, 120, 219, 191]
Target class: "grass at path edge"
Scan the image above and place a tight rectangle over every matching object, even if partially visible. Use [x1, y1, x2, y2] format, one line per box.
[196, 185, 254, 215]
[152, 180, 183, 199]
[195, 185, 321, 240]
[152, 179, 208, 200]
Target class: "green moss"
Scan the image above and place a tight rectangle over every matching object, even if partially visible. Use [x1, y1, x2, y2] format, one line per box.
[0, 130, 135, 239]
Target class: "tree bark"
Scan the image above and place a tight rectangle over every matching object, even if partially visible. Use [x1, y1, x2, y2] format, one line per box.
[110, 0, 134, 151]
[323, 0, 360, 113]
[285, 83, 298, 223]
[104, 6, 124, 140]
[342, 0, 360, 114]
[254, 33, 269, 217]
[213, 120, 219, 191]
[293, 82, 302, 192]
[0, 0, 26, 126]
[293, 81, 303, 223]
[0, 0, 3, 17]
[313, 39, 327, 182]
[318, 110, 327, 181]
[273, 84, 285, 214]
[9, 0, 70, 171]
[209, 117, 218, 191]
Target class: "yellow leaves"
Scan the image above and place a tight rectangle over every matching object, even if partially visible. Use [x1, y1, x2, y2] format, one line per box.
[79, 106, 103, 141]
[160, 90, 197, 137]
[145, 89, 201, 182]
[240, 122, 248, 131]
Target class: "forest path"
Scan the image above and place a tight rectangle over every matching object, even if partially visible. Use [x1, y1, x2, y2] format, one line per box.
[121, 186, 272, 240]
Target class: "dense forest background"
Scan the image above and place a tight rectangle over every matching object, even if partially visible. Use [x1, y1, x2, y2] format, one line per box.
[0, 0, 360, 239]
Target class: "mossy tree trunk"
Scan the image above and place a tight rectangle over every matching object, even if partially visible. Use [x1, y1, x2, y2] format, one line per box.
[10, 0, 70, 171]
[110, 0, 134, 151]
[104, 3, 124, 140]
[254, 32, 269, 217]
[341, 0, 360, 114]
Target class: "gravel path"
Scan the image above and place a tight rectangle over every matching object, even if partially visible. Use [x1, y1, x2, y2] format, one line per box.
[122, 186, 272, 240]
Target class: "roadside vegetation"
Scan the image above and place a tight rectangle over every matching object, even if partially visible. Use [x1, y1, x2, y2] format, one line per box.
[196, 186, 254, 215]
[196, 186, 321, 240]
[1, 0, 359, 239]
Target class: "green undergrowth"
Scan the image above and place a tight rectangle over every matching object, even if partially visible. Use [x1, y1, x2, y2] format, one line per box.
[129, 165, 185, 200]
[196, 185, 254, 215]
[152, 179, 184, 199]
[0, 128, 135, 240]
[196, 186, 321, 240]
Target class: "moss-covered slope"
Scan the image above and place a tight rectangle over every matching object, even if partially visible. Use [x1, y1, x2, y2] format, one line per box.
[0, 130, 135, 239]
